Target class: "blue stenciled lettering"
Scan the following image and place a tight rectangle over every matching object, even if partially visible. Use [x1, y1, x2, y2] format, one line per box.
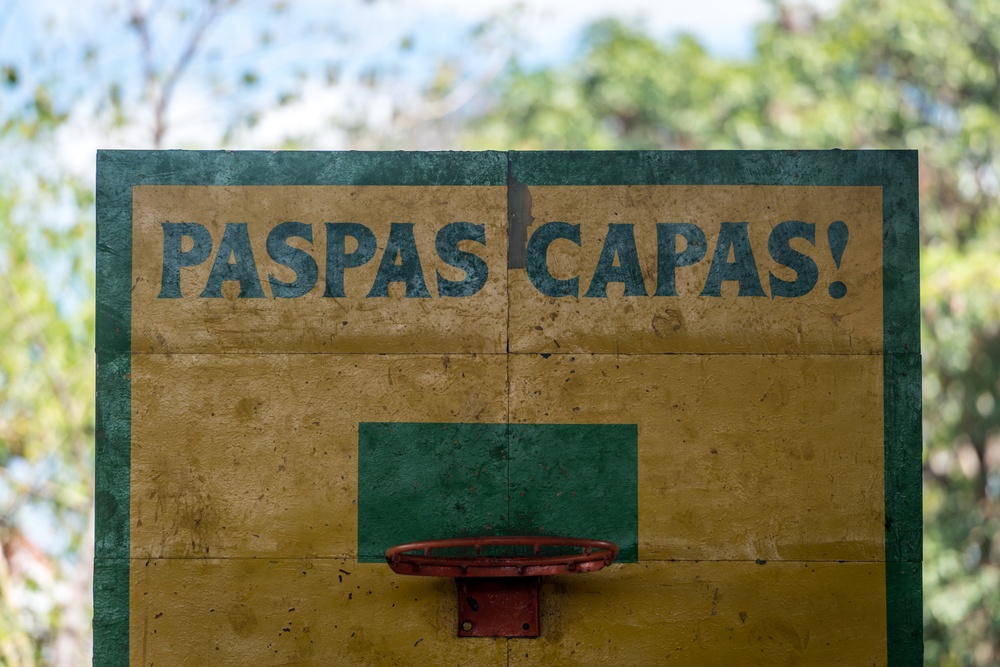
[655, 223, 707, 297]
[367, 223, 432, 298]
[324, 222, 376, 298]
[584, 224, 647, 298]
[526, 222, 581, 298]
[158, 222, 213, 298]
[700, 222, 766, 297]
[267, 221, 319, 298]
[768, 221, 818, 298]
[201, 223, 266, 298]
[436, 222, 488, 298]
[154, 218, 848, 301]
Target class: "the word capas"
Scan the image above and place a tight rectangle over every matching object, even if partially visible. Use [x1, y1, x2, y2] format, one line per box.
[525, 220, 851, 300]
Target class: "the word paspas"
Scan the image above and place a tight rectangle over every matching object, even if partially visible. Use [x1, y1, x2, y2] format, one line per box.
[157, 220, 849, 300]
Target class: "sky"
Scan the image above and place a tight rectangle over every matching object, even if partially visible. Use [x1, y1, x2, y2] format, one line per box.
[0, 0, 841, 174]
[415, 0, 777, 60]
[1, 0, 786, 60]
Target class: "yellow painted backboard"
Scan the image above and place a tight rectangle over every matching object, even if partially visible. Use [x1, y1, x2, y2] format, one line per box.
[95, 150, 921, 666]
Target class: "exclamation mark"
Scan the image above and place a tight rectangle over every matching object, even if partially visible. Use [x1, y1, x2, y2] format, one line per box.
[827, 220, 849, 299]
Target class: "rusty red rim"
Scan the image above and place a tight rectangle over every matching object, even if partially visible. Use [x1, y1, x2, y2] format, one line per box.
[385, 535, 619, 578]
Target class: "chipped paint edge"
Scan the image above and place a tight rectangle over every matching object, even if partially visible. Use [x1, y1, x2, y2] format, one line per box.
[882, 148, 923, 667]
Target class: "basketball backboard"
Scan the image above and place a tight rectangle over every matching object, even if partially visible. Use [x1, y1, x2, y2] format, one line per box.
[95, 150, 921, 665]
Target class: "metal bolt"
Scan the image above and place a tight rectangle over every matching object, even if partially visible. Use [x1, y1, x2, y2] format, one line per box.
[462, 621, 473, 632]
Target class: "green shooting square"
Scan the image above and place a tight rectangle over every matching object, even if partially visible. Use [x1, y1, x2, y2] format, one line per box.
[357, 422, 639, 563]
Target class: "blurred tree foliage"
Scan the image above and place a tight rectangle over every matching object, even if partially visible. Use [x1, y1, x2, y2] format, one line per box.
[0, 90, 95, 665]
[468, 1, 1000, 664]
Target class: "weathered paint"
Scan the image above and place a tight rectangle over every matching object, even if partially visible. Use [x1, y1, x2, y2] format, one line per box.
[509, 561, 888, 666]
[131, 560, 886, 666]
[130, 560, 508, 666]
[510, 353, 885, 563]
[508, 185, 883, 354]
[95, 150, 921, 667]
[131, 185, 508, 354]
[130, 353, 507, 560]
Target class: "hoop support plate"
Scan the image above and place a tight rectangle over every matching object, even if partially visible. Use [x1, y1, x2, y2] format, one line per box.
[458, 576, 540, 637]
[385, 536, 618, 638]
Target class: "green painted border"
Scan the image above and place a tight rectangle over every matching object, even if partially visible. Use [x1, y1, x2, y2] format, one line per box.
[94, 152, 133, 667]
[886, 560, 923, 665]
[96, 150, 921, 665]
[878, 152, 923, 667]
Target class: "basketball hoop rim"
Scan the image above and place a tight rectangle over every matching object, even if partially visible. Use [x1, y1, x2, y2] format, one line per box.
[385, 535, 619, 578]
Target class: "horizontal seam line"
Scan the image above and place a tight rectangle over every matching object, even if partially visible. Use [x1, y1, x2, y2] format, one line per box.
[117, 556, 892, 563]
[104, 351, 892, 357]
